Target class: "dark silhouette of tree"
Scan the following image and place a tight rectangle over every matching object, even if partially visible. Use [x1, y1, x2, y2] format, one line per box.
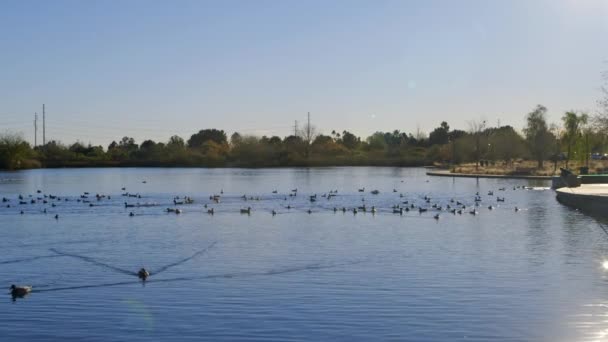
[108, 141, 118, 151]
[167, 135, 185, 149]
[230, 132, 242, 147]
[313, 135, 333, 146]
[188, 129, 227, 148]
[340, 130, 359, 150]
[268, 136, 282, 145]
[429, 122, 450, 145]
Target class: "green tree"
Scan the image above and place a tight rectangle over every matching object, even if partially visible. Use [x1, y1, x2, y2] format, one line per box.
[487, 126, 528, 165]
[562, 111, 588, 168]
[366, 132, 387, 151]
[0, 132, 31, 169]
[524, 105, 555, 168]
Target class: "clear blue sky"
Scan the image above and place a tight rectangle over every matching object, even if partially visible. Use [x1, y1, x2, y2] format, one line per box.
[1, 0, 607, 146]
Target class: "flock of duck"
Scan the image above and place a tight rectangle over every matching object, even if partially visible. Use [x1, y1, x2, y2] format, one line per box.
[131, 185, 529, 218]
[5, 182, 535, 299]
[1, 184, 535, 220]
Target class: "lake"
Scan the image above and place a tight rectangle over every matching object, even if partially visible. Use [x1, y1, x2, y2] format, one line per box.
[0, 167, 607, 341]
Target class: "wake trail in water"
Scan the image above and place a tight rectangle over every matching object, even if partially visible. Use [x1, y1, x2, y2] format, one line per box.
[49, 248, 137, 277]
[0, 254, 63, 265]
[33, 280, 138, 293]
[32, 258, 365, 294]
[0, 238, 114, 249]
[151, 241, 217, 275]
[261, 259, 366, 276]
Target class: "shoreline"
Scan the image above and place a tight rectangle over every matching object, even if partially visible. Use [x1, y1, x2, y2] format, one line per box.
[0, 164, 435, 172]
[426, 169, 553, 180]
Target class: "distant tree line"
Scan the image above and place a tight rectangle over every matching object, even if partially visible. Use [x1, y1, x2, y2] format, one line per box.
[1, 103, 608, 171]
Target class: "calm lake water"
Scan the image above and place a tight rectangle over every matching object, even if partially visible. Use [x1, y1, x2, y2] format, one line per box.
[1, 167, 607, 341]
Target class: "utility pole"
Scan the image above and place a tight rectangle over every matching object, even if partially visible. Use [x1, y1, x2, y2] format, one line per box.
[34, 113, 38, 147]
[305, 112, 311, 159]
[294, 120, 298, 137]
[307, 112, 311, 139]
[42, 104, 46, 146]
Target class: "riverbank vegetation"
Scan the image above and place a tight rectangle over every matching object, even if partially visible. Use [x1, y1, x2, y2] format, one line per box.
[2, 78, 608, 172]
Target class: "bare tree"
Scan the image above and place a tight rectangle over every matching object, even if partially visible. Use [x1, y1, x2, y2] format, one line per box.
[415, 124, 427, 141]
[593, 68, 608, 134]
[298, 112, 317, 159]
[467, 118, 486, 170]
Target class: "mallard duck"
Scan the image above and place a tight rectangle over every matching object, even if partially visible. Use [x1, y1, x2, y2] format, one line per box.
[240, 207, 251, 214]
[10, 284, 32, 297]
[138, 268, 149, 281]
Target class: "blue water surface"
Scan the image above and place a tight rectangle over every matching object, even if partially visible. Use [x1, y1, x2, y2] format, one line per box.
[0, 167, 607, 341]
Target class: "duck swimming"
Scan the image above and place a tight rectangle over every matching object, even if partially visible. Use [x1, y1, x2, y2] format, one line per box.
[10, 284, 32, 298]
[138, 268, 149, 281]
